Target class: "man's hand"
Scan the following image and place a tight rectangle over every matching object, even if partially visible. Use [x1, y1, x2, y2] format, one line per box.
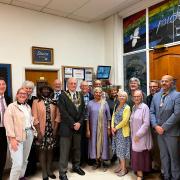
[10, 138, 19, 152]
[74, 122, 81, 131]
[155, 125, 164, 135]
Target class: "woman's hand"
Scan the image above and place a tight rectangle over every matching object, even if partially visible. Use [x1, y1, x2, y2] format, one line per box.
[10, 138, 19, 152]
[134, 136, 139, 143]
[53, 129, 57, 138]
[37, 133, 43, 143]
[108, 128, 111, 137]
[111, 127, 117, 136]
[86, 130, 90, 138]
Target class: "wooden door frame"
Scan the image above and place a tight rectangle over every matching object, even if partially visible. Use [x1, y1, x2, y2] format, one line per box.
[24, 67, 61, 82]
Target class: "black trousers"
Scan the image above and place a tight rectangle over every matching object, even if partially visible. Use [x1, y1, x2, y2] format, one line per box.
[0, 127, 7, 180]
[59, 133, 81, 175]
[80, 121, 88, 165]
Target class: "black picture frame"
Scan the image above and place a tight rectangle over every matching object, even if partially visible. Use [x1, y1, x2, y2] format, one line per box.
[32, 46, 54, 65]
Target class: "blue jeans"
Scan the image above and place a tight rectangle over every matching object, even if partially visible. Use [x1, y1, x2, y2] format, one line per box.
[8, 129, 34, 180]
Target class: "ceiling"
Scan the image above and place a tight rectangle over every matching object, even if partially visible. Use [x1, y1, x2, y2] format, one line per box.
[0, 0, 143, 22]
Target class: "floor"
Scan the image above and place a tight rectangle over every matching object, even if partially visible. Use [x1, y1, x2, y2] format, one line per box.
[3, 162, 161, 180]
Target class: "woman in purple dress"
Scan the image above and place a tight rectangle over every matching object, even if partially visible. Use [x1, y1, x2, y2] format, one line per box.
[130, 90, 152, 180]
[86, 87, 111, 170]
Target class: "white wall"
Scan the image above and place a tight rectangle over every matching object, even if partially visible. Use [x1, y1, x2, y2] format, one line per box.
[0, 4, 105, 98]
[104, 14, 124, 87]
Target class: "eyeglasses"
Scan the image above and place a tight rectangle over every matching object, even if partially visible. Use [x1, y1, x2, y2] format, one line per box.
[18, 92, 27, 96]
[149, 86, 158, 88]
[160, 80, 171, 83]
[133, 96, 141, 98]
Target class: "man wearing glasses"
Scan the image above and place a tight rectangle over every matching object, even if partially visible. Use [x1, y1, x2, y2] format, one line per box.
[150, 75, 180, 180]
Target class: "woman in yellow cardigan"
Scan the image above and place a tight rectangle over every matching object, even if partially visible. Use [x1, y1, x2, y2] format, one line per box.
[111, 90, 131, 177]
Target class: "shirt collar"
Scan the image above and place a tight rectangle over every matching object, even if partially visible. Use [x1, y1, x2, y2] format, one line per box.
[0, 94, 4, 98]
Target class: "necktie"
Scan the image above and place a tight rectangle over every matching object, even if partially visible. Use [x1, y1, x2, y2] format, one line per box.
[160, 93, 167, 107]
[0, 97, 5, 126]
[56, 92, 59, 100]
[73, 93, 76, 102]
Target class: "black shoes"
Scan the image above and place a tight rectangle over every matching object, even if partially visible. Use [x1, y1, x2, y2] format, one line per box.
[59, 174, 68, 180]
[72, 167, 85, 175]
[43, 177, 49, 180]
[48, 174, 56, 179]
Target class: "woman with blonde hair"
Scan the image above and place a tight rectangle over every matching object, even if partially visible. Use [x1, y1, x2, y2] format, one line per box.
[4, 88, 34, 180]
[111, 90, 131, 177]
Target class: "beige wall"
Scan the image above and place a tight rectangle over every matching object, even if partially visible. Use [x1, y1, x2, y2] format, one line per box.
[0, 4, 105, 98]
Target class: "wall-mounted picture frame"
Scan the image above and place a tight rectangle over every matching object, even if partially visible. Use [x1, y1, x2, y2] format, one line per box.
[123, 51, 147, 94]
[0, 64, 12, 98]
[32, 46, 54, 65]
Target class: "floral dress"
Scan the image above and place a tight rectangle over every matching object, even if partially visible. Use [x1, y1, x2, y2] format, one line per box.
[112, 104, 130, 160]
[39, 98, 56, 150]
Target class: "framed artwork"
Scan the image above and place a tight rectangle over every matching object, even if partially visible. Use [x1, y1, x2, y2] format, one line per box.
[0, 64, 12, 98]
[123, 51, 147, 93]
[32, 46, 54, 65]
[149, 0, 180, 48]
[123, 9, 146, 53]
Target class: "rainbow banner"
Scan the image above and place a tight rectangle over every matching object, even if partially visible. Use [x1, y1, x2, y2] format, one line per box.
[149, 0, 180, 47]
[123, 10, 146, 53]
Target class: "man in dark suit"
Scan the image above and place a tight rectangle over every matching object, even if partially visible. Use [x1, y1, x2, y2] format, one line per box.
[147, 80, 160, 108]
[150, 75, 180, 180]
[0, 77, 12, 180]
[147, 80, 161, 173]
[80, 81, 94, 166]
[58, 77, 85, 180]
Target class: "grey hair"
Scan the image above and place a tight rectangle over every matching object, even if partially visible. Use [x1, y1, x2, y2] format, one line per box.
[129, 77, 140, 86]
[22, 80, 35, 89]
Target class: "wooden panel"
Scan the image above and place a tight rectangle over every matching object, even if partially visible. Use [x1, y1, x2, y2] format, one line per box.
[149, 45, 180, 91]
[25, 70, 58, 87]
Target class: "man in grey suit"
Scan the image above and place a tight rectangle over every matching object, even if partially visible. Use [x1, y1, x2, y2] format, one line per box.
[150, 75, 180, 180]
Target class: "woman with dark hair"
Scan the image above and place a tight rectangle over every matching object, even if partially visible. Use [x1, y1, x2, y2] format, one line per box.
[32, 85, 60, 180]
[86, 87, 111, 171]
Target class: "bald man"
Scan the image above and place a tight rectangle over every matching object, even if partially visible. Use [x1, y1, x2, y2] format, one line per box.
[150, 75, 180, 180]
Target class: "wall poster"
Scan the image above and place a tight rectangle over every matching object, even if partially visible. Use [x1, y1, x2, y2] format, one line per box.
[149, 0, 180, 48]
[123, 9, 146, 53]
[123, 51, 147, 93]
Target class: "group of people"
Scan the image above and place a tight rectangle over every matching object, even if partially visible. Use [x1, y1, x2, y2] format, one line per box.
[0, 75, 179, 180]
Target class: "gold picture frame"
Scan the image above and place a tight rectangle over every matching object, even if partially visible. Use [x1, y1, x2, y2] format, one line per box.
[32, 46, 54, 65]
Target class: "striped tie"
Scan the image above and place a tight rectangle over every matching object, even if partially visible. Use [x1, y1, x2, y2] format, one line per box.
[0, 96, 5, 126]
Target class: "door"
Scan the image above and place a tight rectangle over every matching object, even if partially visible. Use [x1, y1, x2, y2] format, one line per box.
[25, 69, 58, 95]
[149, 45, 180, 91]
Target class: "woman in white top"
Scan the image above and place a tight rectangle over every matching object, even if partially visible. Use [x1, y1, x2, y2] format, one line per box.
[4, 88, 34, 180]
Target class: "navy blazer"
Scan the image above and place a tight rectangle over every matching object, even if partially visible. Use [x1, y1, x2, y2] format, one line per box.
[150, 88, 180, 136]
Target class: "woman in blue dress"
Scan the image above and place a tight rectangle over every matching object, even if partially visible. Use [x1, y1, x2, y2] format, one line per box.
[111, 90, 131, 177]
[86, 87, 111, 170]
